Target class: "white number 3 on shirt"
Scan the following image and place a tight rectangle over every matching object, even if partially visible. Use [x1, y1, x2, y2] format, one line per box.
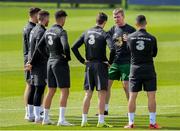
[136, 40, 145, 50]
[88, 34, 95, 45]
[48, 36, 53, 45]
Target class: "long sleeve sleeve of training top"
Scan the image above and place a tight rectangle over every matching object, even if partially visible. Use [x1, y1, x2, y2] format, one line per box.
[60, 31, 71, 61]
[105, 32, 115, 64]
[71, 33, 86, 64]
[152, 37, 157, 57]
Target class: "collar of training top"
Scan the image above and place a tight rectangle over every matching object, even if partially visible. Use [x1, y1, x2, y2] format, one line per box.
[37, 23, 46, 30]
[95, 25, 103, 29]
[139, 28, 146, 32]
[117, 23, 127, 28]
[53, 24, 63, 28]
[29, 21, 36, 26]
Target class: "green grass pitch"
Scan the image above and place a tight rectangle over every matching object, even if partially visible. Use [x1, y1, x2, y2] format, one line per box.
[0, 3, 180, 130]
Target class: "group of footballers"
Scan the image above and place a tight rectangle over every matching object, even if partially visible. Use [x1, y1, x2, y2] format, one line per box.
[23, 7, 161, 129]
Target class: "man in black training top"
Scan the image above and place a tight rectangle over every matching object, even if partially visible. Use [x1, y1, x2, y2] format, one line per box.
[124, 15, 161, 129]
[27, 10, 49, 123]
[28, 10, 73, 126]
[72, 12, 115, 128]
[23, 7, 41, 120]
[105, 8, 136, 115]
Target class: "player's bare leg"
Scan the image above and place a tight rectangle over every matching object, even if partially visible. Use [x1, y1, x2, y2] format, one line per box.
[122, 80, 129, 100]
[81, 90, 93, 127]
[24, 82, 31, 119]
[57, 88, 74, 126]
[124, 92, 138, 128]
[97, 90, 113, 127]
[44, 88, 56, 109]
[105, 80, 114, 114]
[128, 92, 138, 113]
[42, 88, 56, 125]
[98, 90, 106, 115]
[83, 90, 93, 114]
[24, 83, 31, 106]
[147, 91, 161, 128]
[58, 88, 69, 122]
[147, 91, 156, 113]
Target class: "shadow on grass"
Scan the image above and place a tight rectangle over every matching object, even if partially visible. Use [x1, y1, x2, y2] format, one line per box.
[1, 114, 180, 130]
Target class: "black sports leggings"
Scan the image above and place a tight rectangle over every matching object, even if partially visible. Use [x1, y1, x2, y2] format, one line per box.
[27, 84, 36, 105]
[33, 85, 45, 106]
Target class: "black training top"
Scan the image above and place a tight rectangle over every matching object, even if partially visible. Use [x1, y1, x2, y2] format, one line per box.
[71, 26, 115, 64]
[31, 24, 71, 65]
[127, 29, 158, 78]
[108, 24, 136, 64]
[23, 21, 36, 64]
[28, 24, 47, 66]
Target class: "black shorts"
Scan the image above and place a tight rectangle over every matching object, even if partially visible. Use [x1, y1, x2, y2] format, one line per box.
[129, 77, 157, 92]
[24, 70, 31, 83]
[24, 57, 31, 83]
[31, 65, 47, 86]
[47, 60, 70, 88]
[84, 62, 108, 91]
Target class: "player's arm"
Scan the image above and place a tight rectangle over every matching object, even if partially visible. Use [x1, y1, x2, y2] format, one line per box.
[60, 30, 71, 61]
[152, 37, 158, 57]
[23, 30, 29, 59]
[107, 26, 114, 38]
[27, 31, 33, 62]
[71, 33, 85, 64]
[123, 27, 136, 42]
[126, 35, 131, 52]
[23, 28, 32, 63]
[107, 27, 118, 46]
[23, 30, 31, 71]
[105, 32, 116, 65]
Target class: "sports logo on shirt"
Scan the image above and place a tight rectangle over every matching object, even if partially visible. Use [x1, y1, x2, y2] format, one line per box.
[113, 33, 123, 47]
[115, 36, 123, 46]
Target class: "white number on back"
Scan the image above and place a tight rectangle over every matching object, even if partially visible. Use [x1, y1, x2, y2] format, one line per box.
[88, 34, 95, 45]
[136, 40, 145, 50]
[48, 36, 53, 45]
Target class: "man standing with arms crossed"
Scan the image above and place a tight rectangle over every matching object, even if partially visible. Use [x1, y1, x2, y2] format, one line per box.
[124, 15, 161, 129]
[23, 7, 41, 120]
[72, 12, 115, 128]
[105, 8, 136, 115]
[27, 10, 49, 123]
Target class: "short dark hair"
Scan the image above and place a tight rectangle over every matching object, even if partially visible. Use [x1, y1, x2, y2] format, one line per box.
[29, 7, 41, 17]
[96, 12, 108, 25]
[55, 10, 67, 19]
[136, 15, 146, 25]
[38, 10, 49, 21]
